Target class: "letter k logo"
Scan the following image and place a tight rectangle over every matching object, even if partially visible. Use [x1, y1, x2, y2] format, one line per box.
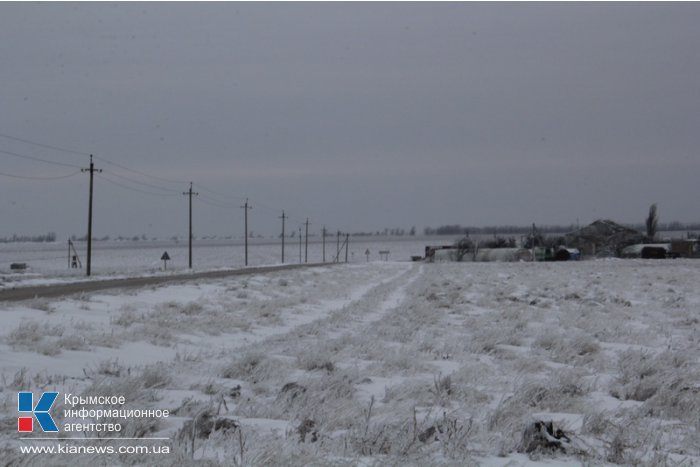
[18, 392, 59, 432]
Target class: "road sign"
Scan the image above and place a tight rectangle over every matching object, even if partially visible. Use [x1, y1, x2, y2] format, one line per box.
[161, 251, 170, 270]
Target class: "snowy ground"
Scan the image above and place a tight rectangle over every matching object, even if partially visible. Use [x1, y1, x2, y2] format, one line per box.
[1, 259, 700, 466]
[0, 237, 428, 289]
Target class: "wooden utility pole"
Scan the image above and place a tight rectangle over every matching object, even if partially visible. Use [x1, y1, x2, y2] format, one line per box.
[345, 233, 350, 263]
[183, 182, 198, 269]
[298, 227, 302, 263]
[304, 218, 310, 263]
[241, 198, 252, 266]
[336, 231, 340, 263]
[531, 222, 536, 262]
[81, 155, 101, 276]
[322, 226, 326, 263]
[279, 210, 287, 264]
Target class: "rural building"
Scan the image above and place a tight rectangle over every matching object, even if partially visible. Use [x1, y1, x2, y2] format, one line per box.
[564, 219, 645, 257]
[622, 240, 699, 258]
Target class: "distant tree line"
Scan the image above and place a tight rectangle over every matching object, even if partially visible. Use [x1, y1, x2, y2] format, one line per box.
[351, 227, 417, 237]
[5, 220, 697, 244]
[69, 234, 153, 242]
[0, 232, 56, 243]
[631, 221, 700, 233]
[424, 224, 579, 236]
[424, 221, 700, 237]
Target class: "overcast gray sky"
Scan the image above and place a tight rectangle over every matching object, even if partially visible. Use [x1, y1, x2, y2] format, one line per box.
[1, 2, 699, 239]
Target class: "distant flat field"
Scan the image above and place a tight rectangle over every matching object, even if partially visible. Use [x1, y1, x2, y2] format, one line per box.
[0, 237, 430, 277]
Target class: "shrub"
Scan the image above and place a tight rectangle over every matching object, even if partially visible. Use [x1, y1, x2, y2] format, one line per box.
[609, 350, 688, 402]
[296, 351, 335, 373]
[57, 334, 88, 351]
[221, 352, 287, 384]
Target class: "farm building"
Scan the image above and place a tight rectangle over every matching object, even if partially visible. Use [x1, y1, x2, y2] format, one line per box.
[621, 240, 699, 259]
[564, 219, 645, 257]
[620, 244, 671, 259]
[427, 247, 532, 263]
[669, 239, 700, 257]
[426, 245, 580, 263]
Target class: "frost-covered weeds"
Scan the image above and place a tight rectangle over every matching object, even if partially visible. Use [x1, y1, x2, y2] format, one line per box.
[2, 261, 700, 465]
[0, 363, 177, 466]
[3, 320, 91, 356]
[221, 351, 289, 387]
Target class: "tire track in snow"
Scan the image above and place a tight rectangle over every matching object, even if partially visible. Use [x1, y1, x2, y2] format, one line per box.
[238, 262, 422, 354]
[353, 263, 424, 325]
[308, 262, 423, 337]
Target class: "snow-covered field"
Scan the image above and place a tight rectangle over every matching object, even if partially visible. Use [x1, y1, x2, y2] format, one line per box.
[2, 259, 700, 466]
[0, 237, 428, 289]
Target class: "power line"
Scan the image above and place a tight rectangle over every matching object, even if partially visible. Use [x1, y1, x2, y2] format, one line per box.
[0, 132, 346, 245]
[0, 148, 83, 169]
[198, 198, 238, 210]
[0, 132, 90, 157]
[101, 169, 180, 194]
[197, 186, 291, 219]
[197, 191, 288, 226]
[0, 131, 185, 186]
[196, 183, 324, 227]
[97, 173, 180, 197]
[92, 155, 188, 185]
[198, 185, 247, 203]
[0, 131, 193, 193]
[198, 193, 238, 208]
[0, 133, 332, 228]
[0, 169, 81, 180]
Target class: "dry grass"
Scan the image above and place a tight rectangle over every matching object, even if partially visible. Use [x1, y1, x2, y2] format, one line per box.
[3, 261, 700, 465]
